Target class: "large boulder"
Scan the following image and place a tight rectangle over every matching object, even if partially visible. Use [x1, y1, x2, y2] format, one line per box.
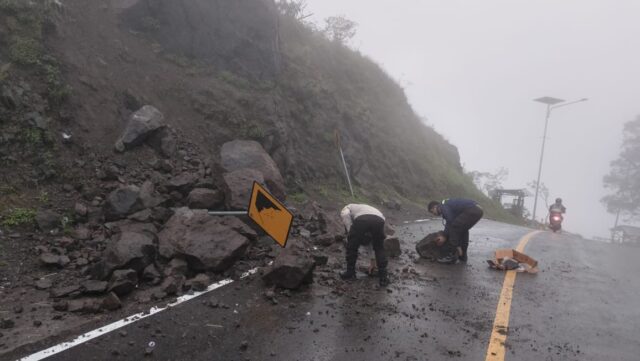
[158, 208, 250, 272]
[221, 140, 286, 200]
[301, 202, 344, 235]
[115, 105, 165, 152]
[415, 232, 443, 261]
[104, 185, 143, 220]
[222, 168, 265, 210]
[216, 216, 258, 241]
[102, 231, 157, 276]
[262, 247, 315, 289]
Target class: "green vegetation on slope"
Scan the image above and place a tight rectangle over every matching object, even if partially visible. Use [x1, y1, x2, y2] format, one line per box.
[272, 12, 517, 222]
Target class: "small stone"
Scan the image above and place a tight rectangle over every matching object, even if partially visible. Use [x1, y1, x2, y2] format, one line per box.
[313, 255, 329, 266]
[102, 292, 122, 311]
[119, 330, 128, 337]
[190, 274, 210, 292]
[36, 210, 62, 232]
[72, 227, 92, 241]
[13, 305, 23, 314]
[208, 297, 220, 308]
[142, 264, 162, 285]
[108, 269, 138, 297]
[40, 253, 70, 268]
[187, 188, 223, 209]
[0, 319, 14, 329]
[33, 320, 42, 327]
[164, 258, 188, 277]
[53, 300, 68, 311]
[299, 229, 311, 238]
[50, 285, 82, 298]
[74, 203, 88, 217]
[128, 209, 152, 222]
[240, 340, 249, 351]
[160, 276, 184, 295]
[68, 300, 85, 313]
[82, 280, 109, 294]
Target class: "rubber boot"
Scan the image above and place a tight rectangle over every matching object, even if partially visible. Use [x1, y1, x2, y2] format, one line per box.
[378, 269, 390, 287]
[340, 269, 356, 280]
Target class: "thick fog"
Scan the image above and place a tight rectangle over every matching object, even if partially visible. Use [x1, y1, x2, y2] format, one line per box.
[305, 0, 640, 239]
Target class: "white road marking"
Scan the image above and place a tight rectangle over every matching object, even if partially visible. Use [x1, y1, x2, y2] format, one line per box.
[403, 219, 437, 224]
[19, 266, 261, 361]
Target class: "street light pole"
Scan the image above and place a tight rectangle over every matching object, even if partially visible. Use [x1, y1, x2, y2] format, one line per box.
[531, 97, 588, 223]
[532, 104, 551, 224]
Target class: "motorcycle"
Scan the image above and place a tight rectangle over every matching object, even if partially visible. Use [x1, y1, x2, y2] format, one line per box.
[549, 212, 563, 232]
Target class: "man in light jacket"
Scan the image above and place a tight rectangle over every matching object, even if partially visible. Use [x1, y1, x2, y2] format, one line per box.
[340, 203, 390, 287]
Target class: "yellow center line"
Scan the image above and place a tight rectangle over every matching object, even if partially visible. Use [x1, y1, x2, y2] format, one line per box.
[485, 230, 542, 361]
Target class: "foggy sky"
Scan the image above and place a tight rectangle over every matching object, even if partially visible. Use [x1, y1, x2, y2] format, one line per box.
[305, 0, 640, 239]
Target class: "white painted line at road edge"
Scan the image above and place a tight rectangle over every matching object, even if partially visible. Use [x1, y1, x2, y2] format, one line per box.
[19, 266, 262, 361]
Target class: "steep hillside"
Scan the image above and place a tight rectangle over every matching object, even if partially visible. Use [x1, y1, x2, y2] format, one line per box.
[1, 0, 512, 215]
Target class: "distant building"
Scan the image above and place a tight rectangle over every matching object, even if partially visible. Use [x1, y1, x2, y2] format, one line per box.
[611, 225, 640, 245]
[490, 189, 531, 218]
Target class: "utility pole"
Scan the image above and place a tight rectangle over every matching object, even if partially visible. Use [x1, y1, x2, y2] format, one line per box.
[532, 103, 552, 224]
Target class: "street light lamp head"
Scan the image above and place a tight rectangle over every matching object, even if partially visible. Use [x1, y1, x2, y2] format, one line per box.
[534, 96, 565, 105]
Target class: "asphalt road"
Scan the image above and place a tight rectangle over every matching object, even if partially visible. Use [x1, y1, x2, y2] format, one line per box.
[10, 219, 640, 361]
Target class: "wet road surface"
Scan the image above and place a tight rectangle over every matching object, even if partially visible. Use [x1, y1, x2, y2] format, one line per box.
[10, 220, 640, 361]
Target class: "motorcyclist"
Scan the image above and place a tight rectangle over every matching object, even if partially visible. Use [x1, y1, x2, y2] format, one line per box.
[549, 198, 566, 214]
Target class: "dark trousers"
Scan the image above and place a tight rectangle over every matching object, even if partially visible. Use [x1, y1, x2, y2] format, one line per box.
[345, 215, 387, 274]
[446, 206, 483, 257]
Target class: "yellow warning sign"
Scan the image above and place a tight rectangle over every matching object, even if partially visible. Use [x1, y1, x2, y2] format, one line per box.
[247, 181, 293, 248]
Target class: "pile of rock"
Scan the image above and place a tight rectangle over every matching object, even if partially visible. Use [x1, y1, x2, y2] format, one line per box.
[14, 104, 374, 315]
[26, 106, 303, 313]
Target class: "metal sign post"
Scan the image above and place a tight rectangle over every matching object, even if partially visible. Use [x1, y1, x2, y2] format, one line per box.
[334, 130, 354, 198]
[207, 211, 248, 216]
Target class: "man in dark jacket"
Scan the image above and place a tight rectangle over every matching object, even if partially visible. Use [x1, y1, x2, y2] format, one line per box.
[428, 198, 484, 263]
